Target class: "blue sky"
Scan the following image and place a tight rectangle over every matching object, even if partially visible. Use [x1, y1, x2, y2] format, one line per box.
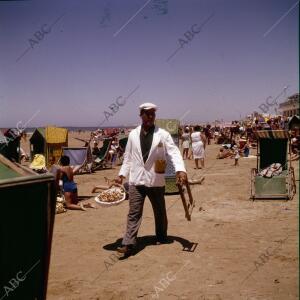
[0, 0, 298, 127]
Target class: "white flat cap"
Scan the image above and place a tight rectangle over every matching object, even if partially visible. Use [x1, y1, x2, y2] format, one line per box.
[139, 102, 157, 111]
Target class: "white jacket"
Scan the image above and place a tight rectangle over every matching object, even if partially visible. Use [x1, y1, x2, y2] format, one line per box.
[119, 126, 186, 187]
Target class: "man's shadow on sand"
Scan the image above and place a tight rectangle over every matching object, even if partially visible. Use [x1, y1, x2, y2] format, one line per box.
[103, 235, 198, 259]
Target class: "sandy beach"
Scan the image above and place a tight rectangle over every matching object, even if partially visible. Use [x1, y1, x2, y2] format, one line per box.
[20, 131, 299, 300]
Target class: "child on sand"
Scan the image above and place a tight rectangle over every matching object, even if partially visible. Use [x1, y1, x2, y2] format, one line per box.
[232, 145, 240, 166]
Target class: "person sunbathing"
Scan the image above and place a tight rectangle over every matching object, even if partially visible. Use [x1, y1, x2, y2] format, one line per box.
[92, 141, 101, 156]
[108, 137, 119, 165]
[56, 155, 96, 211]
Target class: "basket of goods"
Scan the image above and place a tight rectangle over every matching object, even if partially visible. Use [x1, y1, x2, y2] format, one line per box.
[94, 184, 126, 207]
[56, 196, 67, 214]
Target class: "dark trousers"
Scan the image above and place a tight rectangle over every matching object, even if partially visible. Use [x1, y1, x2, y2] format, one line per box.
[122, 185, 168, 245]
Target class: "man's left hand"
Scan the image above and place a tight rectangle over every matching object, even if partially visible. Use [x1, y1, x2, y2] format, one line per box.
[176, 171, 187, 186]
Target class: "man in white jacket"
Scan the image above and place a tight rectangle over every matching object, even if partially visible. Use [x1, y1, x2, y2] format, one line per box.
[115, 103, 187, 255]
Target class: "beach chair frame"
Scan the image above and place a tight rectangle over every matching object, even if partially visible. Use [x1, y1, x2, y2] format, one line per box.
[250, 130, 296, 200]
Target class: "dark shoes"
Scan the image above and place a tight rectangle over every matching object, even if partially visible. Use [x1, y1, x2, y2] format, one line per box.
[117, 245, 134, 255]
[156, 237, 173, 245]
[117, 238, 172, 255]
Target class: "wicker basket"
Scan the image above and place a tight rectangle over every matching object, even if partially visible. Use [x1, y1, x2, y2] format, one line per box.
[95, 184, 126, 207]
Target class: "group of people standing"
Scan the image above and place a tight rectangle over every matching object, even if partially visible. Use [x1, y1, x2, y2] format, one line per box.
[181, 125, 208, 169]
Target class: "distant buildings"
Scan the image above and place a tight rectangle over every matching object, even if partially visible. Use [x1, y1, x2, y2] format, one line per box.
[279, 93, 299, 117]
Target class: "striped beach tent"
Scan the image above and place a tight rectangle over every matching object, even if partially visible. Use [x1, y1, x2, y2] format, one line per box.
[30, 126, 68, 167]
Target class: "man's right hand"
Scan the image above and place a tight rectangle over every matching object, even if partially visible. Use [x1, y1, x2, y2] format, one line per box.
[114, 175, 124, 185]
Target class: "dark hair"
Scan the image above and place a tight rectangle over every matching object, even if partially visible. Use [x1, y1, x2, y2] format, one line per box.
[60, 155, 70, 166]
[140, 109, 156, 116]
[194, 125, 201, 131]
[140, 109, 147, 116]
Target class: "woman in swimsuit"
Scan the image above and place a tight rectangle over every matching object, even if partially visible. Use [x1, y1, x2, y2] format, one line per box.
[57, 155, 95, 211]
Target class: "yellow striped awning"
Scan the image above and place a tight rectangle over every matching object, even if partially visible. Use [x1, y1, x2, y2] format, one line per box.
[255, 130, 289, 139]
